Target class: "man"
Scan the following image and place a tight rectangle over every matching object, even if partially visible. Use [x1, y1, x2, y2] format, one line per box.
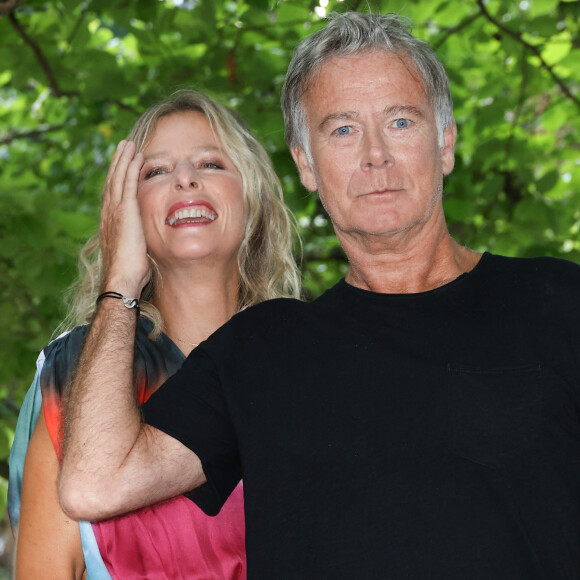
[60, 12, 580, 578]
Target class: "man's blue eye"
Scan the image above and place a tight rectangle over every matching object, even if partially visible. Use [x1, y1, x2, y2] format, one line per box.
[337, 126, 351, 136]
[394, 119, 409, 129]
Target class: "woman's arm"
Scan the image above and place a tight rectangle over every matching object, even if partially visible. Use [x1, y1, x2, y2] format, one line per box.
[59, 141, 205, 522]
[15, 411, 86, 580]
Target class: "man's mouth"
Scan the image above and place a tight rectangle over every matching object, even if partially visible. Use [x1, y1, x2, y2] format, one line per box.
[166, 205, 218, 226]
[367, 187, 401, 195]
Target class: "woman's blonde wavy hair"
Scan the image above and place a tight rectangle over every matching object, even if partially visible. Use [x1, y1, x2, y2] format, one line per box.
[57, 90, 301, 338]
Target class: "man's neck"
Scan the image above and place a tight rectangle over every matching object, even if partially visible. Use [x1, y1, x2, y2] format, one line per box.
[342, 228, 481, 295]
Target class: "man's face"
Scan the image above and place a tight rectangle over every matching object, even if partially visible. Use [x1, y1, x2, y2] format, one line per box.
[292, 50, 456, 246]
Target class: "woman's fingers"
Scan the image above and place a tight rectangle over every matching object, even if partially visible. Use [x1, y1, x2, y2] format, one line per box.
[122, 151, 144, 203]
[108, 141, 138, 205]
[100, 141, 142, 231]
[102, 141, 127, 213]
[105, 140, 127, 184]
[99, 140, 149, 296]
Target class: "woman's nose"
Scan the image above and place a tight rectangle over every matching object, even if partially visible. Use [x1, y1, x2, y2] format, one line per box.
[173, 163, 199, 190]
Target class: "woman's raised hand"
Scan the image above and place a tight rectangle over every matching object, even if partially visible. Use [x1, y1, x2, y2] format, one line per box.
[100, 140, 150, 298]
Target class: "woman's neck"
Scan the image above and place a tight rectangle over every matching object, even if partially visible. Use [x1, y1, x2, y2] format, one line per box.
[152, 261, 240, 355]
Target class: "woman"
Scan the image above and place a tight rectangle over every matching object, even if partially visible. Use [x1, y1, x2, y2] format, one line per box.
[8, 90, 301, 579]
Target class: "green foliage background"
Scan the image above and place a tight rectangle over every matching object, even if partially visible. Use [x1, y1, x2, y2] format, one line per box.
[0, 0, 578, 516]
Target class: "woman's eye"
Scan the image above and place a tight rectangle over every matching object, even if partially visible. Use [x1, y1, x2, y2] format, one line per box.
[335, 126, 352, 136]
[393, 118, 410, 129]
[145, 167, 166, 179]
[201, 161, 223, 169]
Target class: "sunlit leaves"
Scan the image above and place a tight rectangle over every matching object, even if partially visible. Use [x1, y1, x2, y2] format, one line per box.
[0, 0, 578, 502]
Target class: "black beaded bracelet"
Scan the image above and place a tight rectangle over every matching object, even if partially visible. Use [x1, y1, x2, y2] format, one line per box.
[96, 291, 140, 312]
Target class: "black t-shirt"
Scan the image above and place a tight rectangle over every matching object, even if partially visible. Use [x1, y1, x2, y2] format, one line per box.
[143, 253, 580, 579]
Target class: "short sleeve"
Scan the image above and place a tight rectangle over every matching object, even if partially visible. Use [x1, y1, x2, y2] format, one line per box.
[39, 328, 87, 457]
[141, 347, 241, 516]
[7, 352, 45, 531]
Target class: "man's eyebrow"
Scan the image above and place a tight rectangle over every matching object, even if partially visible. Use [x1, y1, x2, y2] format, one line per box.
[317, 105, 426, 133]
[383, 105, 425, 119]
[317, 111, 359, 133]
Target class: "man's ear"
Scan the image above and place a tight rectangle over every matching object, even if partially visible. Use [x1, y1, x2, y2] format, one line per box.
[291, 146, 318, 192]
[441, 122, 457, 176]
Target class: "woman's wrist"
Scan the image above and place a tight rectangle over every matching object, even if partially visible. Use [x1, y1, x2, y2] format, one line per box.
[96, 291, 140, 313]
[101, 273, 145, 300]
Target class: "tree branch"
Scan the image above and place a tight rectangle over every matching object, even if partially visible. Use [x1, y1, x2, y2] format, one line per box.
[476, 0, 580, 109]
[109, 99, 141, 117]
[505, 43, 529, 158]
[432, 12, 482, 51]
[66, 1, 92, 46]
[0, 0, 19, 16]
[8, 9, 140, 116]
[0, 123, 67, 144]
[1, 396, 21, 417]
[0, 459, 9, 481]
[9, 10, 80, 98]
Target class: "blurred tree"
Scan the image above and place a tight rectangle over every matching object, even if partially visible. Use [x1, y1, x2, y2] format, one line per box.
[0, 0, 578, 517]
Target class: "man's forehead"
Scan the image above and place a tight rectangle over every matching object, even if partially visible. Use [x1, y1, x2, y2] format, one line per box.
[310, 48, 414, 75]
[302, 51, 429, 117]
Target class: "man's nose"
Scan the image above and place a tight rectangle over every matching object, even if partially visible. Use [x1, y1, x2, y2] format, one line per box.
[360, 128, 392, 170]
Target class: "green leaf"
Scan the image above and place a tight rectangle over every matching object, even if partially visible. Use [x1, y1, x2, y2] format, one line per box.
[246, 0, 271, 9]
[527, 15, 559, 37]
[0, 425, 13, 461]
[541, 35, 572, 66]
[527, 0, 560, 18]
[49, 209, 99, 238]
[0, 0, 578, 479]
[275, 2, 312, 24]
[535, 170, 559, 195]
[443, 196, 478, 222]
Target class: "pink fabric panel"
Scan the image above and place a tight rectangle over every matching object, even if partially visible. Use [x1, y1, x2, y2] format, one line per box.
[93, 482, 246, 579]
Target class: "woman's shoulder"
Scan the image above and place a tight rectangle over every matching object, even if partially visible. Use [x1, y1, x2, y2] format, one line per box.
[39, 319, 180, 399]
[40, 326, 90, 397]
[132, 319, 187, 403]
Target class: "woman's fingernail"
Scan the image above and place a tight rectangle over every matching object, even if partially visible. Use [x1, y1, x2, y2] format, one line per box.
[117, 140, 126, 151]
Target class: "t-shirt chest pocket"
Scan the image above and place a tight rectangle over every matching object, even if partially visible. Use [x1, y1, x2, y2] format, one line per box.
[447, 363, 543, 467]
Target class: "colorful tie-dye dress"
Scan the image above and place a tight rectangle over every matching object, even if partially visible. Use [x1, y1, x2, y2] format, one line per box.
[8, 319, 246, 580]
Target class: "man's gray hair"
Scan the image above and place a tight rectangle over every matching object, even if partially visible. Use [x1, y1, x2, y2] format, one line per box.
[281, 12, 454, 157]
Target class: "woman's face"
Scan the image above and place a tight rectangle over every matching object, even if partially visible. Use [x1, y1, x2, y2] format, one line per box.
[137, 111, 245, 271]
